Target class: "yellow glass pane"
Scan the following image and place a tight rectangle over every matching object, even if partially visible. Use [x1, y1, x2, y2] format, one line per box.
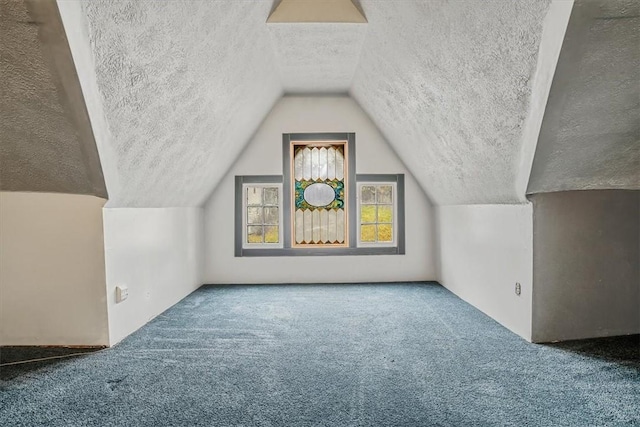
[361, 205, 376, 223]
[247, 226, 263, 243]
[378, 205, 393, 223]
[378, 224, 393, 242]
[361, 224, 376, 242]
[264, 226, 279, 243]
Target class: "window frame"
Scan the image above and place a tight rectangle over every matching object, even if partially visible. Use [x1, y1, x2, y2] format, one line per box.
[357, 181, 398, 248]
[289, 138, 349, 249]
[283, 133, 357, 250]
[242, 182, 284, 249]
[235, 175, 283, 257]
[355, 174, 405, 254]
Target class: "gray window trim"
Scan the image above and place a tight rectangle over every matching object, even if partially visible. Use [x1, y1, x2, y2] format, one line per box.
[356, 174, 406, 255]
[235, 175, 283, 257]
[237, 247, 402, 257]
[234, 137, 406, 257]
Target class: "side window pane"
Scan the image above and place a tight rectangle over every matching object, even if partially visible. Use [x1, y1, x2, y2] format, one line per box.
[361, 186, 376, 204]
[361, 224, 376, 242]
[247, 226, 263, 243]
[264, 226, 279, 243]
[377, 186, 393, 204]
[247, 187, 262, 205]
[264, 188, 278, 205]
[378, 224, 393, 242]
[361, 205, 376, 223]
[247, 207, 262, 224]
[264, 207, 279, 225]
[378, 205, 393, 223]
[358, 183, 396, 245]
[244, 185, 281, 246]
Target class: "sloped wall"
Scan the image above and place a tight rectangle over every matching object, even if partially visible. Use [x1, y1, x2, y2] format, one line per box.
[528, 0, 640, 194]
[203, 96, 437, 284]
[1, 0, 106, 197]
[0, 192, 109, 346]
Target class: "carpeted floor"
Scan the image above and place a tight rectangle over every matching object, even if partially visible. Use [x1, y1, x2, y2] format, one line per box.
[1, 283, 638, 426]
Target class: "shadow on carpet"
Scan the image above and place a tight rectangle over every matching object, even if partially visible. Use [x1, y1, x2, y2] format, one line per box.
[0, 347, 102, 382]
[545, 335, 640, 368]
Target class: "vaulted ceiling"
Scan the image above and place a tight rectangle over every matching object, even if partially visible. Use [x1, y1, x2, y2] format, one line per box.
[69, 0, 555, 207]
[4, 0, 638, 207]
[351, 0, 552, 204]
[76, 0, 283, 207]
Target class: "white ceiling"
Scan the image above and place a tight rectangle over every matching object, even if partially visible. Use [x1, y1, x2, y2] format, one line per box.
[60, 0, 634, 208]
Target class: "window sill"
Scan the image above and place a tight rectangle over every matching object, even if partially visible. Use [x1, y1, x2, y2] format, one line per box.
[237, 246, 404, 257]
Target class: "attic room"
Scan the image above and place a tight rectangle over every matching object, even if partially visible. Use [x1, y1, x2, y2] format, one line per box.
[0, 0, 638, 425]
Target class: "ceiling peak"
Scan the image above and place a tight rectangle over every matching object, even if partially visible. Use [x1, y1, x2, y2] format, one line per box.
[267, 0, 367, 24]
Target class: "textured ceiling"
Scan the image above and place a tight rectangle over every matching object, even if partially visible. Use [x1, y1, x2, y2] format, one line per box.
[58, 0, 585, 207]
[0, 0, 106, 197]
[267, 23, 367, 93]
[351, 0, 552, 204]
[528, 0, 640, 194]
[78, 0, 282, 207]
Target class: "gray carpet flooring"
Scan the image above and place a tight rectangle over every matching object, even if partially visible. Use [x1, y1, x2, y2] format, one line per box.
[1, 283, 638, 426]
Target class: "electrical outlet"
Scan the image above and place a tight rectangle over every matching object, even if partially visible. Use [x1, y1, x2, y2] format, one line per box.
[515, 282, 521, 296]
[116, 285, 129, 303]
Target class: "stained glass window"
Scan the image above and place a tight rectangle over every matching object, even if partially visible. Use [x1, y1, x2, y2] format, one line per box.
[291, 141, 348, 247]
[244, 185, 281, 246]
[235, 133, 405, 257]
[358, 183, 395, 245]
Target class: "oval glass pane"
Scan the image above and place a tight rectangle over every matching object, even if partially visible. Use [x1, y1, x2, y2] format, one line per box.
[304, 183, 335, 207]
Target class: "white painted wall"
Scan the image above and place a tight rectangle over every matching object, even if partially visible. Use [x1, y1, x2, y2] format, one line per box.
[103, 207, 203, 345]
[531, 190, 639, 342]
[437, 204, 533, 340]
[203, 96, 437, 284]
[0, 192, 109, 346]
